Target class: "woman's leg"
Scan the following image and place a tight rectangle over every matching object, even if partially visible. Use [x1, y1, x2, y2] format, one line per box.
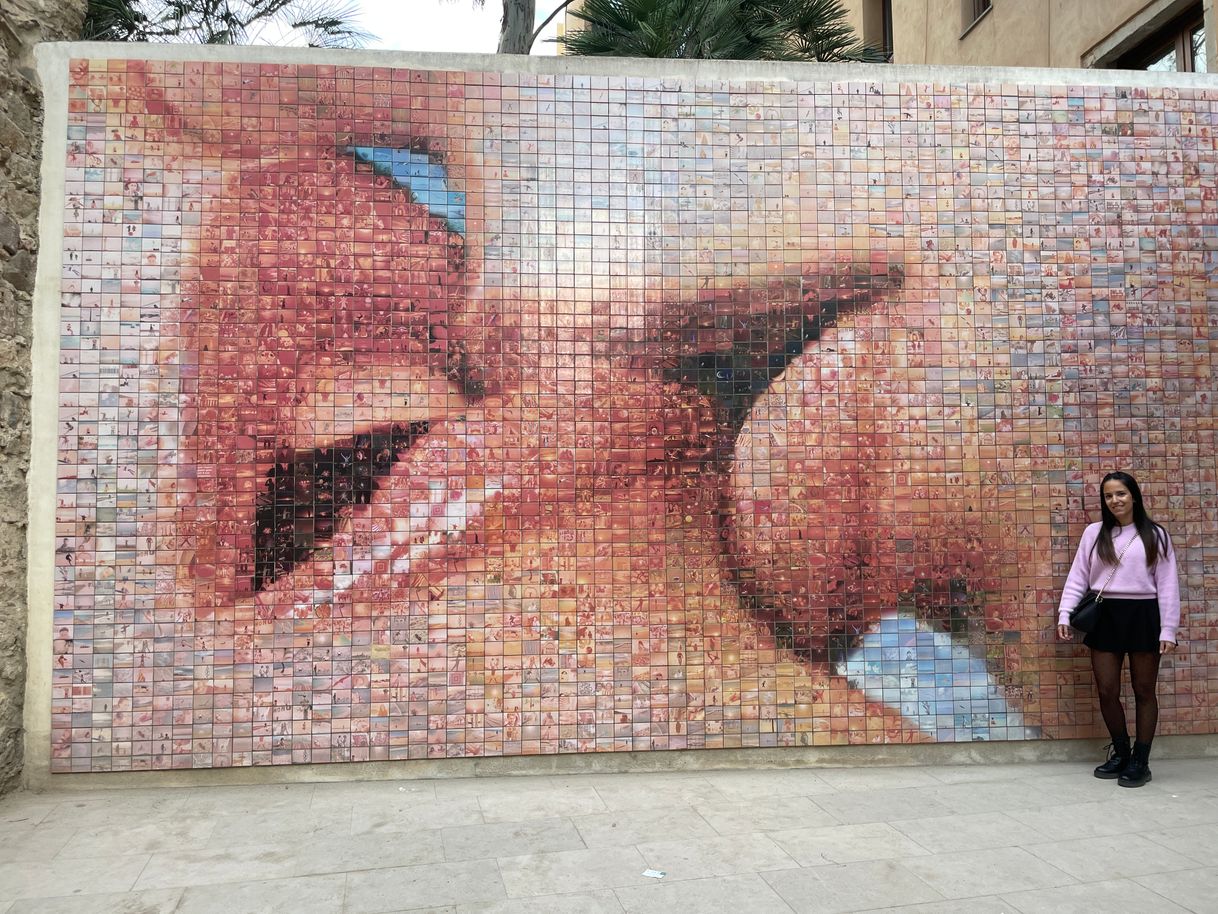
[1120, 650, 1162, 787]
[1090, 649, 1129, 739]
[1129, 650, 1162, 745]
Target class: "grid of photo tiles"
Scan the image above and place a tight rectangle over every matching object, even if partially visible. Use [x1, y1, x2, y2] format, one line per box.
[52, 55, 1218, 771]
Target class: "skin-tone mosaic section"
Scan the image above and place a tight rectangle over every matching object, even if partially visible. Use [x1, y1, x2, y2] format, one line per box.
[53, 58, 1218, 771]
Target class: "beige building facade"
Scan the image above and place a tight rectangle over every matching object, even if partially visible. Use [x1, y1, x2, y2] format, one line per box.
[853, 0, 1215, 72]
[560, 0, 1217, 73]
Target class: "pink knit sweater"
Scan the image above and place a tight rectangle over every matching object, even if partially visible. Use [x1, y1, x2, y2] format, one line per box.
[1056, 522, 1181, 643]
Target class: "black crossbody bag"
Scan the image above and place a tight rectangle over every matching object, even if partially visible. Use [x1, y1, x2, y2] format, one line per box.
[1069, 534, 1137, 633]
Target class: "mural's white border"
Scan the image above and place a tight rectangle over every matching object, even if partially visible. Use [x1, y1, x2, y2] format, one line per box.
[27, 43, 73, 788]
[24, 42, 1218, 788]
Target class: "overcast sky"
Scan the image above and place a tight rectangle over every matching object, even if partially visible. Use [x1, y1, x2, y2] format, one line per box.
[353, 0, 562, 55]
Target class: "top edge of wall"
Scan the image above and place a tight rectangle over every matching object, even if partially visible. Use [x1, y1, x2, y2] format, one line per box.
[34, 41, 1218, 90]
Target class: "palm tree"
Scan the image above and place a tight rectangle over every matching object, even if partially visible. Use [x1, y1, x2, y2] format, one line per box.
[497, 0, 536, 53]
[82, 0, 371, 47]
[464, 0, 537, 54]
[559, 0, 886, 61]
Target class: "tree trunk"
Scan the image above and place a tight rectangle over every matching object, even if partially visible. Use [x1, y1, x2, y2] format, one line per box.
[497, 0, 535, 54]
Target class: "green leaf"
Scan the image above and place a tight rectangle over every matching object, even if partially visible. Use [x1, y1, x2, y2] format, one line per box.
[82, 0, 373, 47]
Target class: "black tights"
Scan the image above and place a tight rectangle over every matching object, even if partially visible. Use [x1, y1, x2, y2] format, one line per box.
[1091, 649, 1161, 745]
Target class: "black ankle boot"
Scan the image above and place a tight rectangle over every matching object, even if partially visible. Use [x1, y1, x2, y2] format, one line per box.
[1094, 735, 1131, 779]
[1118, 741, 1152, 788]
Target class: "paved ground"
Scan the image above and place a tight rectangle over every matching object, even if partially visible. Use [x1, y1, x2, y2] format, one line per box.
[1, 756, 1216, 913]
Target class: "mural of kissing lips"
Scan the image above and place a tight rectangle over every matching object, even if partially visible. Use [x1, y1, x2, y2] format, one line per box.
[729, 293, 992, 666]
[61, 56, 1218, 771]
[180, 154, 465, 600]
[147, 131, 1015, 763]
[727, 269, 1038, 741]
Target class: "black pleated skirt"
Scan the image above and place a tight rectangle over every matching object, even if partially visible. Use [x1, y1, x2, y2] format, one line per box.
[1083, 596, 1162, 654]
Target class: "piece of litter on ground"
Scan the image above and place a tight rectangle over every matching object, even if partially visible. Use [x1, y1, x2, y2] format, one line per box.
[642, 869, 666, 879]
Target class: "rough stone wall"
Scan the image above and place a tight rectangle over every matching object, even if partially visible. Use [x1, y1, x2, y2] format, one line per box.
[0, 0, 86, 794]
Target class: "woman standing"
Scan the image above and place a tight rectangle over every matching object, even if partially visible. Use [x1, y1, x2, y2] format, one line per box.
[1057, 472, 1180, 787]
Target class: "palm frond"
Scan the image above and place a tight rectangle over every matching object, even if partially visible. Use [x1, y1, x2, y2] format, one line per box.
[82, 0, 372, 47]
[559, 0, 885, 61]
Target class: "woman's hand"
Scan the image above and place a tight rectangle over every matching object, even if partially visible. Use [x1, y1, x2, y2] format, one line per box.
[1057, 624, 1074, 641]
[1160, 640, 1178, 654]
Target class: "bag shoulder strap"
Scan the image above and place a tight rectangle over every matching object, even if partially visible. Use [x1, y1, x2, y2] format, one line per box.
[1096, 531, 1138, 599]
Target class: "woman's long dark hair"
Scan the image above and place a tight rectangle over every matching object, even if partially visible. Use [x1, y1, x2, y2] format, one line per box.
[1095, 471, 1170, 567]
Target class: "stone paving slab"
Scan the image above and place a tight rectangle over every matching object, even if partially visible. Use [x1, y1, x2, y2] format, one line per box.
[1, 757, 1214, 913]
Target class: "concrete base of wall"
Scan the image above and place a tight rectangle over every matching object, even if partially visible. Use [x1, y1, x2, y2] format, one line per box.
[24, 733, 1218, 793]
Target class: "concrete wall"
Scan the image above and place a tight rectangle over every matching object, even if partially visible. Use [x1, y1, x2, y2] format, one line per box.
[0, 0, 85, 795]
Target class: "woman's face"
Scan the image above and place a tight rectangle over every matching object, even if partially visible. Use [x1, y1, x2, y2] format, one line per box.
[1103, 479, 1135, 525]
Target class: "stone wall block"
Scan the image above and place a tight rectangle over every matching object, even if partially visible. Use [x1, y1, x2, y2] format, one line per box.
[0, 0, 88, 795]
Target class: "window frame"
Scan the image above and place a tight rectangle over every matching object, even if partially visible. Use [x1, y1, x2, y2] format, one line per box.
[961, 0, 993, 39]
[1113, 4, 1206, 72]
[880, 0, 894, 61]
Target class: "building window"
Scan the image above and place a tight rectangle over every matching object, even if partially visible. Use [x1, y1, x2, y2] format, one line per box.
[864, 0, 894, 61]
[880, 0, 894, 61]
[963, 0, 992, 33]
[1115, 5, 1207, 72]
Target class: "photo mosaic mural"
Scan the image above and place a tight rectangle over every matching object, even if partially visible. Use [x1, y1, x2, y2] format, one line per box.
[49, 54, 1218, 771]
